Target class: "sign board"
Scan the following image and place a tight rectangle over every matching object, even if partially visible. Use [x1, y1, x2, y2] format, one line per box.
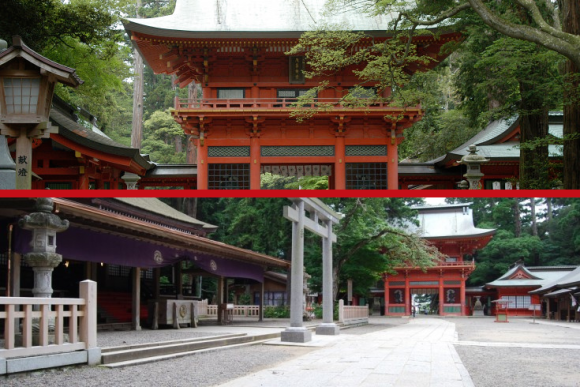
[528, 304, 541, 311]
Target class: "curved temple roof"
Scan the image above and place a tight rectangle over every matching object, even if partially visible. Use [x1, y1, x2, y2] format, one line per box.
[124, 0, 394, 38]
[403, 203, 496, 240]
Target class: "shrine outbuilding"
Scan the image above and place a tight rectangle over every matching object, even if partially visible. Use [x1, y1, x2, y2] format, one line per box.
[0, 197, 290, 329]
[399, 112, 564, 189]
[487, 263, 578, 318]
[123, 0, 461, 190]
[376, 203, 495, 316]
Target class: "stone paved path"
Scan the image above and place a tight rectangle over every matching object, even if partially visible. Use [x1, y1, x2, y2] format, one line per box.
[218, 318, 473, 387]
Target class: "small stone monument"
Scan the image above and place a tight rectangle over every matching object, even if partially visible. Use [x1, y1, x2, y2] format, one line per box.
[473, 296, 484, 317]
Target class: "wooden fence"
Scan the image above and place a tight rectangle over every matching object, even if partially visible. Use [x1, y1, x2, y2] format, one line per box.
[206, 304, 260, 318]
[338, 299, 369, 325]
[0, 280, 97, 360]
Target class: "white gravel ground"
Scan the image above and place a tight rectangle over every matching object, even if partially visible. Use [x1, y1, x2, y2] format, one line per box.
[3, 318, 579, 387]
[453, 318, 580, 387]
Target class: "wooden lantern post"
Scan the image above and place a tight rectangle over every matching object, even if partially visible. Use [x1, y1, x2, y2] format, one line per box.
[0, 36, 82, 189]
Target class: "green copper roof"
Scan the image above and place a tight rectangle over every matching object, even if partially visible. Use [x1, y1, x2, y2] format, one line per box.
[124, 0, 395, 39]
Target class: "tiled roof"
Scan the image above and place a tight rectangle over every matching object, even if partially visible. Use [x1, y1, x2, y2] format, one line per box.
[124, 0, 395, 38]
[486, 265, 577, 289]
[402, 203, 495, 239]
[113, 198, 217, 231]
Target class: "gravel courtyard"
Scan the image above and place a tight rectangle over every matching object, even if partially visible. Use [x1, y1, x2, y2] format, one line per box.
[453, 317, 580, 387]
[2, 317, 579, 386]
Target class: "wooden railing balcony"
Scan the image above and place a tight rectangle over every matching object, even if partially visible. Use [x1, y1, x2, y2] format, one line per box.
[393, 260, 475, 271]
[175, 97, 405, 110]
[436, 260, 476, 268]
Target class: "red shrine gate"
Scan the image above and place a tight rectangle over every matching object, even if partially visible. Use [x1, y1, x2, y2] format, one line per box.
[124, 0, 461, 190]
[382, 204, 495, 316]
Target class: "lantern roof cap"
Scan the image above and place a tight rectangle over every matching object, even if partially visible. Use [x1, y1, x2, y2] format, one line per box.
[0, 36, 83, 87]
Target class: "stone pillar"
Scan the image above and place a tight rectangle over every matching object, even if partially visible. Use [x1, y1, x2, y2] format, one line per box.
[15, 131, 33, 189]
[281, 201, 312, 343]
[316, 219, 339, 335]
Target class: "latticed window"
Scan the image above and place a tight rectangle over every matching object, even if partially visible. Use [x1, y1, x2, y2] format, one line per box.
[3, 78, 40, 114]
[45, 182, 73, 190]
[501, 295, 531, 309]
[277, 89, 308, 99]
[107, 265, 131, 277]
[346, 163, 388, 190]
[217, 88, 245, 99]
[208, 164, 250, 190]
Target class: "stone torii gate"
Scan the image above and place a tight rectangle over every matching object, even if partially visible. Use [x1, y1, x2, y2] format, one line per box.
[282, 198, 341, 343]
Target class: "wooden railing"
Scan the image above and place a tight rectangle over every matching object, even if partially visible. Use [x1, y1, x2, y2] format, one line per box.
[206, 304, 260, 318]
[338, 299, 369, 325]
[175, 97, 398, 110]
[0, 280, 97, 359]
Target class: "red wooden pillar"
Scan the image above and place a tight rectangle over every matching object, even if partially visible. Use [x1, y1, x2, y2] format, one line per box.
[79, 170, 90, 190]
[335, 136, 346, 190]
[383, 274, 389, 316]
[250, 136, 261, 190]
[439, 275, 445, 315]
[460, 277, 466, 316]
[197, 141, 208, 190]
[404, 274, 410, 316]
[387, 139, 398, 190]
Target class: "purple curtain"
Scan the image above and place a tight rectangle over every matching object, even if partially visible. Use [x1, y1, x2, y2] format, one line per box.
[15, 226, 264, 282]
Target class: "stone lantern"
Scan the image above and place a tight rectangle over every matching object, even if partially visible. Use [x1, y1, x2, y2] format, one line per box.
[19, 198, 69, 300]
[458, 144, 489, 190]
[0, 36, 82, 189]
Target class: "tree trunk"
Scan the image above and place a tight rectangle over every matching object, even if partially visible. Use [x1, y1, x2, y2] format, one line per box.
[562, 0, 580, 189]
[513, 199, 521, 238]
[175, 135, 183, 153]
[530, 198, 538, 237]
[547, 198, 553, 221]
[518, 109, 549, 189]
[530, 198, 540, 265]
[131, 0, 144, 149]
[182, 198, 197, 218]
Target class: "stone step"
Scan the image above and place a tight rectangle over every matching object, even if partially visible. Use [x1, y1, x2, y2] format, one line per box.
[100, 331, 281, 365]
[101, 333, 245, 354]
[100, 339, 273, 369]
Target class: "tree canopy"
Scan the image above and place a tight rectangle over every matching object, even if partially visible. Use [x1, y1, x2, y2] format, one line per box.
[320, 0, 580, 188]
